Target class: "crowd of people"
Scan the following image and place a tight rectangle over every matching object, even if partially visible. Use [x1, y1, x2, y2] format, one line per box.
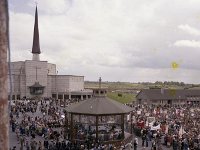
[9, 98, 117, 150]
[10, 98, 73, 150]
[9, 97, 200, 150]
[127, 103, 200, 150]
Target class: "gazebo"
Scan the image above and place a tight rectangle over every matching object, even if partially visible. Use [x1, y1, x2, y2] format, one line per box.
[29, 82, 44, 95]
[65, 78, 134, 145]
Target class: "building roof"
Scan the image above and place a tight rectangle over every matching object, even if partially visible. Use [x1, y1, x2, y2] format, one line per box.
[32, 6, 41, 54]
[136, 89, 200, 100]
[66, 96, 134, 115]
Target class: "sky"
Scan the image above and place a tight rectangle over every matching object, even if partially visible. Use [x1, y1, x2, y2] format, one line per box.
[9, 0, 200, 83]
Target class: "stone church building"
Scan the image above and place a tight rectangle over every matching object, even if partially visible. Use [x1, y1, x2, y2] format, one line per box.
[8, 6, 92, 100]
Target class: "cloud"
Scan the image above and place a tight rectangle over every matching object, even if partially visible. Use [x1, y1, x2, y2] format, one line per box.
[28, 0, 72, 14]
[178, 24, 200, 36]
[174, 40, 200, 48]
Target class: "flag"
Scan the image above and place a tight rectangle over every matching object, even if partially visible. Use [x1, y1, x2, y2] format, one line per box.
[151, 124, 160, 130]
[137, 110, 141, 115]
[148, 122, 154, 127]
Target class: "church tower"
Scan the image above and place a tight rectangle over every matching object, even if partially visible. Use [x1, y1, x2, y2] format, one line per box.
[32, 6, 41, 61]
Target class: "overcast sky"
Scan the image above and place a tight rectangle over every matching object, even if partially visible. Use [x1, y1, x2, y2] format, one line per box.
[9, 0, 200, 83]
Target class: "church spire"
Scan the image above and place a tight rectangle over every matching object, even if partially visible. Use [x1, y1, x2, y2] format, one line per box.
[32, 5, 41, 60]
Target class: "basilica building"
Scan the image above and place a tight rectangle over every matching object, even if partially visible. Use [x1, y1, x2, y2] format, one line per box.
[8, 6, 92, 100]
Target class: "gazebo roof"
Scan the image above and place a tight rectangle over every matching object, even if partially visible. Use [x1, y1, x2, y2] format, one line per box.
[29, 82, 44, 88]
[65, 96, 134, 115]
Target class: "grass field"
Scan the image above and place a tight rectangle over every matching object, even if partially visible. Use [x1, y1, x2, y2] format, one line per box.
[107, 92, 136, 104]
[84, 81, 148, 90]
[84, 81, 200, 103]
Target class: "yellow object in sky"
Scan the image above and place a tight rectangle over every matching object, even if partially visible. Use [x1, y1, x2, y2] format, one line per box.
[171, 62, 179, 69]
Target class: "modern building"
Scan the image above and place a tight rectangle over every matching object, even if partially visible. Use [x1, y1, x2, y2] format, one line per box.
[8, 6, 92, 100]
[136, 88, 200, 105]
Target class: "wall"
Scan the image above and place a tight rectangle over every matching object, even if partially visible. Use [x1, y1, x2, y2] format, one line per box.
[47, 63, 56, 75]
[25, 60, 48, 97]
[8, 61, 26, 98]
[69, 76, 84, 91]
[49, 75, 70, 93]
[48, 75, 84, 93]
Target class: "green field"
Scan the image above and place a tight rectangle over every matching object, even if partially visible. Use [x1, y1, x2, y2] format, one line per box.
[84, 81, 200, 103]
[107, 92, 136, 104]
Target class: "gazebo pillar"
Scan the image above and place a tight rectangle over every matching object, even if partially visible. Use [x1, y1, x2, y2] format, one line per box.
[96, 116, 99, 142]
[121, 114, 125, 139]
[81, 95, 83, 100]
[64, 98, 66, 107]
[130, 112, 133, 134]
[70, 113, 74, 141]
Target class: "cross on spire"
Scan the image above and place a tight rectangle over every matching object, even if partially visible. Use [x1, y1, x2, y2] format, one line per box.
[99, 77, 102, 88]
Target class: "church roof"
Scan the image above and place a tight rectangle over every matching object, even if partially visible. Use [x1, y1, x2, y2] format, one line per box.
[65, 96, 134, 115]
[32, 6, 41, 54]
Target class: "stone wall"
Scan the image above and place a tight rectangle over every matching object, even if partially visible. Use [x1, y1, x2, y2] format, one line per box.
[25, 60, 48, 97]
[49, 75, 70, 93]
[8, 61, 25, 98]
[8, 60, 85, 99]
[47, 63, 56, 75]
[69, 76, 84, 91]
